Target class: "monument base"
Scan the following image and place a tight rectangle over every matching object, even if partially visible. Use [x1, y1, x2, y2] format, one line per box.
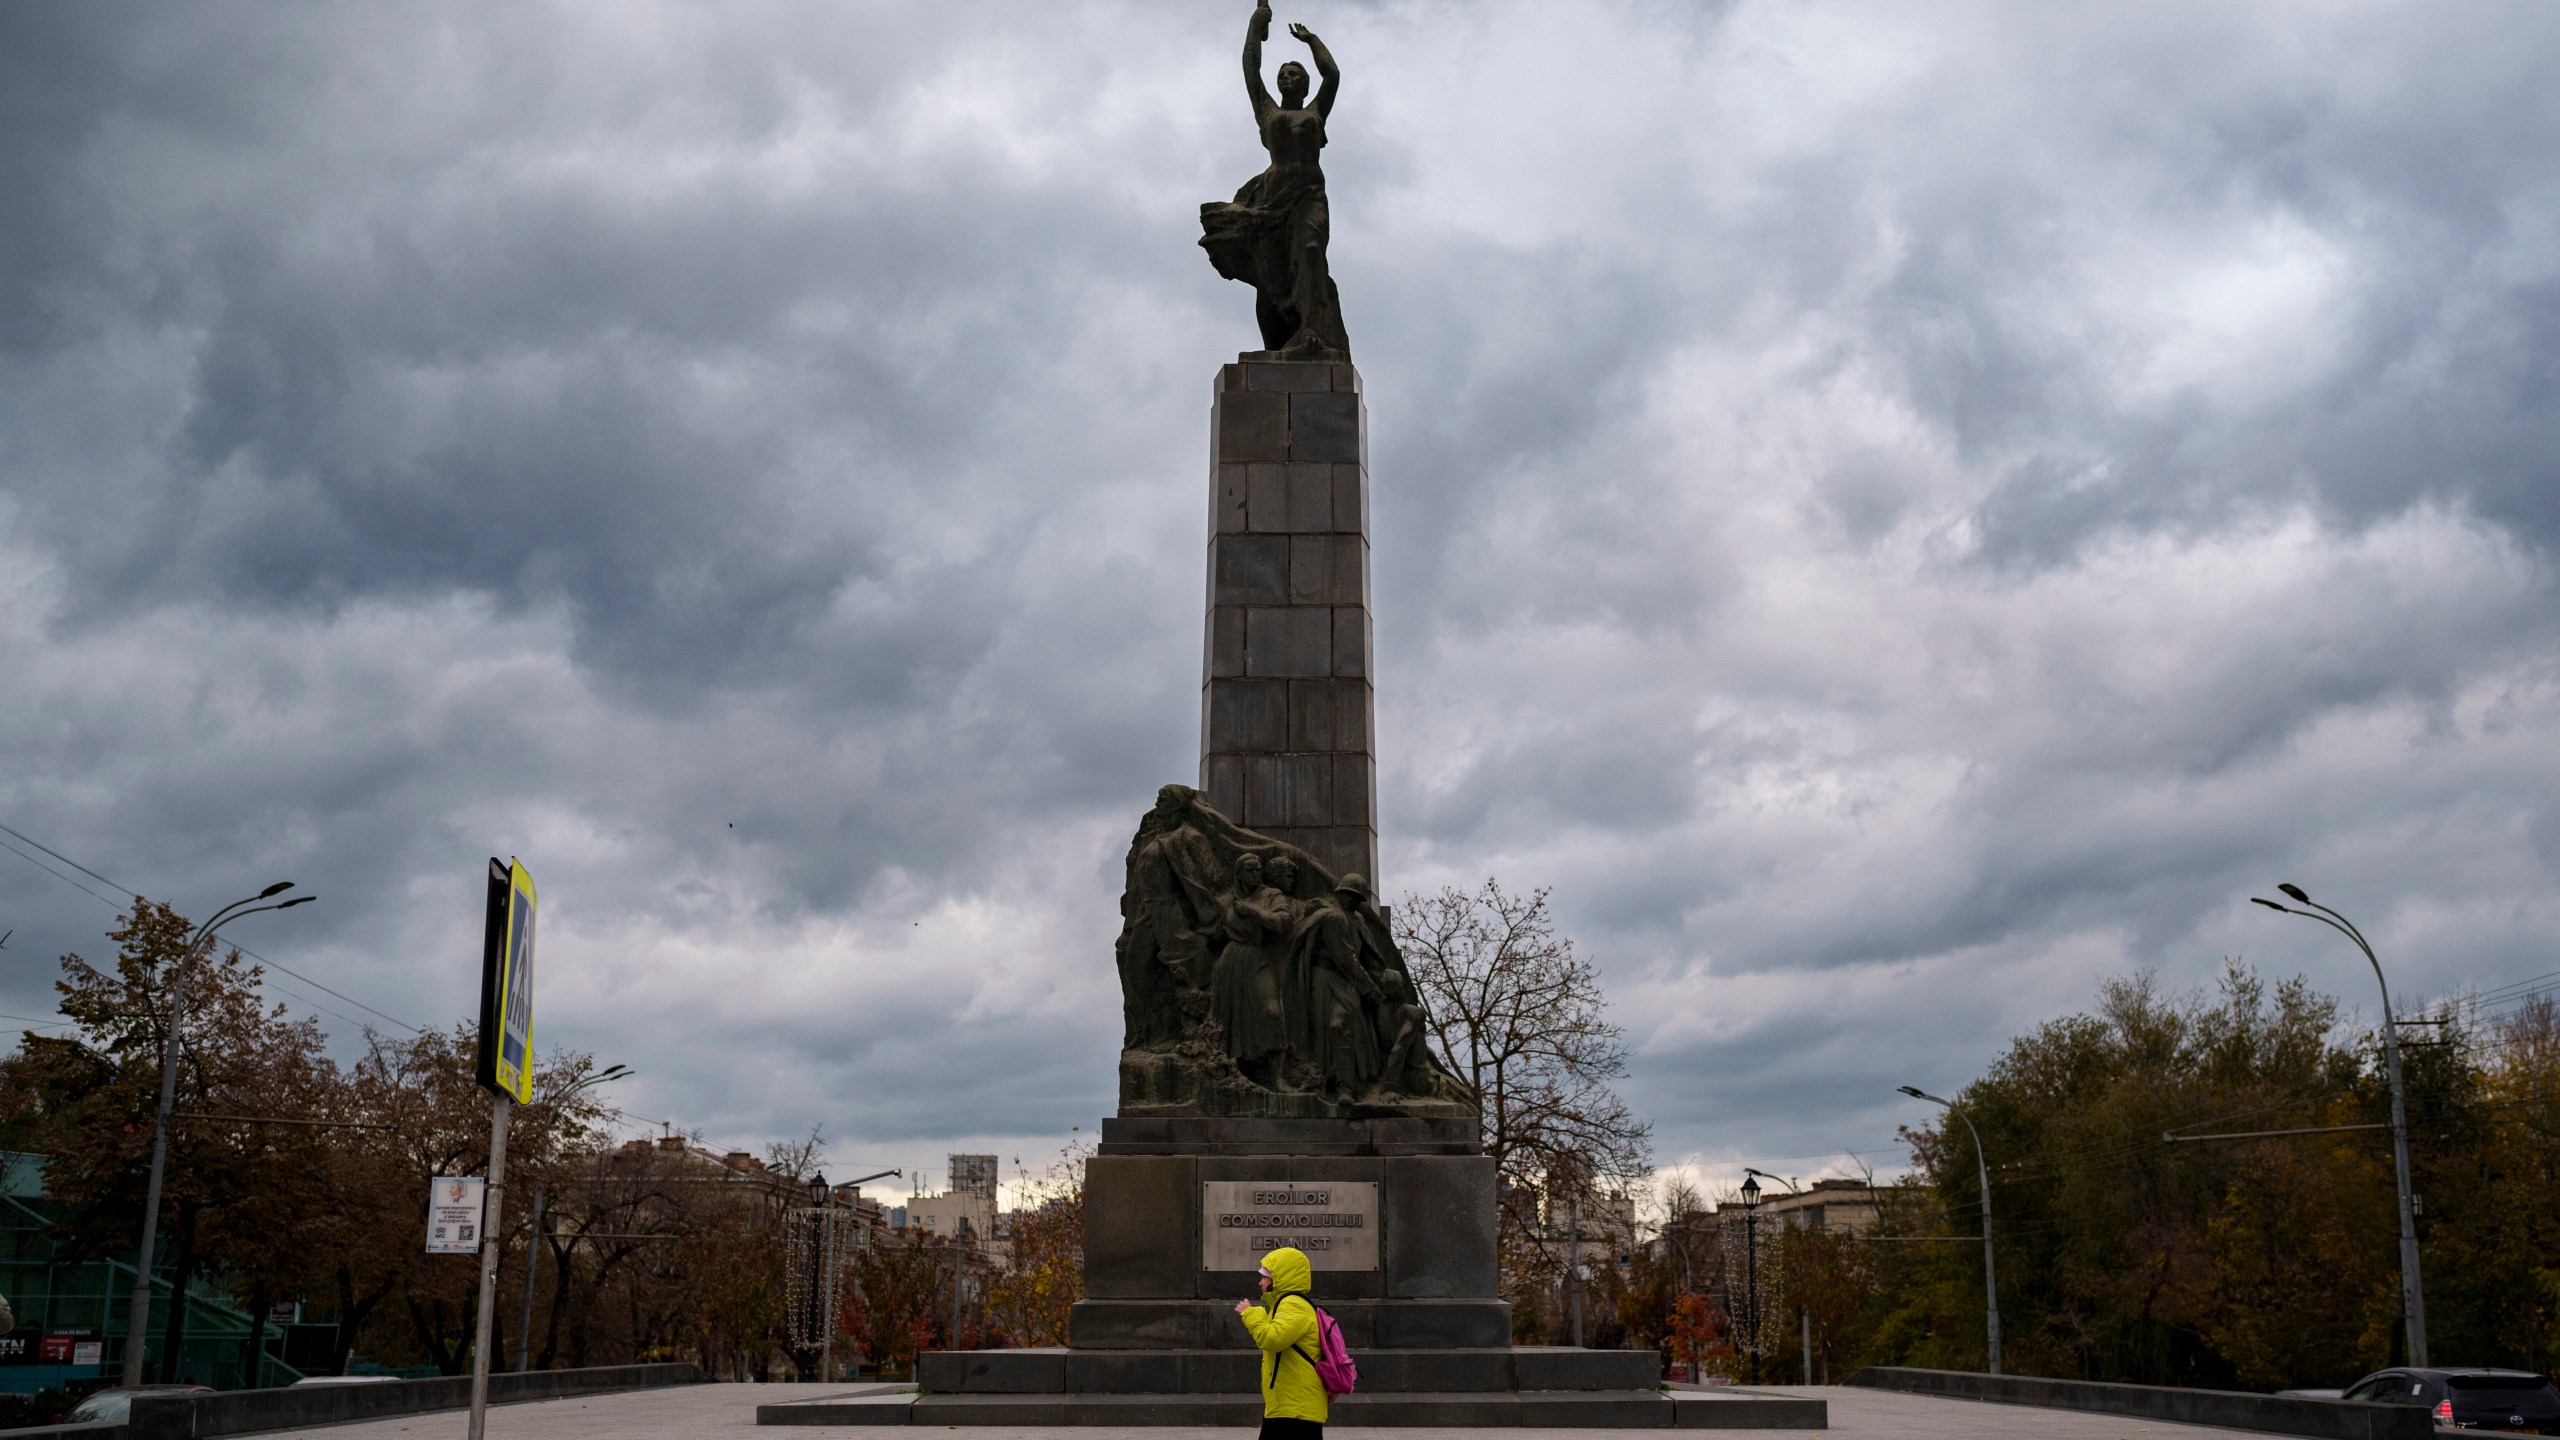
[745, 1120, 1819, 1429]
[756, 1377, 1829, 1428]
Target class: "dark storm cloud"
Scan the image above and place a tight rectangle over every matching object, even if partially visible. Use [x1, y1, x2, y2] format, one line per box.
[2, 0, 2557, 1186]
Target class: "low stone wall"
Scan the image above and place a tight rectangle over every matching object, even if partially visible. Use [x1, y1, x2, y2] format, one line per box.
[1846, 1366, 2433, 1440]
[0, 1422, 126, 1440]
[126, 1362, 705, 1440]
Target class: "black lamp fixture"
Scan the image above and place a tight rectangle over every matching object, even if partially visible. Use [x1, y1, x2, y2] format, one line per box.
[1739, 1174, 1761, 1210]
[810, 1172, 830, 1206]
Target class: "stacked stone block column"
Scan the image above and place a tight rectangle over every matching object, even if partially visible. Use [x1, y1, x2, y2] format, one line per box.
[1200, 359, 1377, 886]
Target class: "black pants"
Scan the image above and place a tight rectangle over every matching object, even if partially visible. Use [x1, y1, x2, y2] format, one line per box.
[1260, 1419, 1323, 1440]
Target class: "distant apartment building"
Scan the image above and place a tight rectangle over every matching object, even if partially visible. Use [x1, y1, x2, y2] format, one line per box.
[892, 1153, 1002, 1256]
[1537, 1181, 1641, 1253]
[1737, 1178, 1884, 1235]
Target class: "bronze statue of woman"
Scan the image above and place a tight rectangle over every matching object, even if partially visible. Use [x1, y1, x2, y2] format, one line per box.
[1199, 3, 1351, 360]
[1210, 853, 1295, 1086]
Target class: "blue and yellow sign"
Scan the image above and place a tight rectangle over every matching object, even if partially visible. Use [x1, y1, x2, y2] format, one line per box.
[475, 857, 538, 1104]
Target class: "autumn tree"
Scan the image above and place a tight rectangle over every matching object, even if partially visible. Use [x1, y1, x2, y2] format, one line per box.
[0, 898, 339, 1383]
[1395, 880, 1651, 1326]
[984, 1143, 1087, 1349]
[1667, 1292, 1732, 1380]
[844, 1234, 956, 1379]
[1844, 962, 2480, 1388]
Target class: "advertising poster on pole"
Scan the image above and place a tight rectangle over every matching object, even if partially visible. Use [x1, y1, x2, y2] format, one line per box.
[475, 858, 538, 1104]
[426, 1176, 487, 1255]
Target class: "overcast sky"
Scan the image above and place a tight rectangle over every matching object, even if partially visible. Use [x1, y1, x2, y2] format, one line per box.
[5, 0, 2558, 1204]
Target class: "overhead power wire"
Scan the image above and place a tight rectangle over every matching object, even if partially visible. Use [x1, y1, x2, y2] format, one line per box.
[0, 816, 422, 1035]
[0, 820, 129, 894]
[228, 942, 422, 1035]
[0, 834, 123, 909]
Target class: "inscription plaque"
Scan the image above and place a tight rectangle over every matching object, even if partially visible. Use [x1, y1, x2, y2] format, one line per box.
[1202, 1180, 1380, 1271]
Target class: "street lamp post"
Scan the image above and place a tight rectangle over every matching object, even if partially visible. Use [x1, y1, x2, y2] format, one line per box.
[1566, 1189, 1585, 1349]
[1738, 1175, 1760, 1385]
[801, 1167, 896, 1381]
[1900, 1085, 2000, 1376]
[121, 884, 316, 1388]
[1743, 1170, 1810, 1382]
[511, 1061, 628, 1376]
[809, 1173, 835, 1383]
[2252, 884, 2428, 1366]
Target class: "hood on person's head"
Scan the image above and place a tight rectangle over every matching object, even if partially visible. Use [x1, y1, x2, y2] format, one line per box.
[1261, 1246, 1312, 1294]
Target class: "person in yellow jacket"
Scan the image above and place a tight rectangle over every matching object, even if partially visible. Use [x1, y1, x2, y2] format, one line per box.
[1232, 1244, 1327, 1437]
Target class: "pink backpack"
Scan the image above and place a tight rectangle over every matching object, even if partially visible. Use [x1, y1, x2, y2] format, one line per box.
[1294, 1300, 1358, 1397]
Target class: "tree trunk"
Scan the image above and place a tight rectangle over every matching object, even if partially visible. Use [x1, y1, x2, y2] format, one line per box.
[157, 1203, 199, 1384]
[240, 1285, 271, 1390]
[408, 1295, 460, 1375]
[538, 1238, 570, 1369]
[330, 1264, 397, 1376]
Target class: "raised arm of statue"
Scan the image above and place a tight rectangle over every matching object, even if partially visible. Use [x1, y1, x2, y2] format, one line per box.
[1288, 22, 1340, 119]
[1243, 4, 1276, 122]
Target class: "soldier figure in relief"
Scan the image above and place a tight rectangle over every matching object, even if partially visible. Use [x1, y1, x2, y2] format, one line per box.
[1112, 786, 1472, 1118]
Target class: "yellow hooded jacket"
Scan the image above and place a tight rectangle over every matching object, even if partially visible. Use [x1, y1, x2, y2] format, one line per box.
[1238, 1246, 1327, 1422]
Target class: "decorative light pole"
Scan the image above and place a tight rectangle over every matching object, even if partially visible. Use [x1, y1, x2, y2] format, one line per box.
[1899, 1085, 2000, 1376]
[122, 883, 316, 1387]
[1746, 1170, 1814, 1384]
[793, 1167, 895, 1381]
[2252, 883, 2428, 1366]
[1566, 1188, 1585, 1349]
[810, 1173, 835, 1383]
[1738, 1174, 1760, 1386]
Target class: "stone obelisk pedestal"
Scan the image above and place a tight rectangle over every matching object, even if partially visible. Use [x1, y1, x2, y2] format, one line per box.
[891, 1115, 1671, 1424]
[772, 364, 1709, 1427]
[1199, 359, 1378, 887]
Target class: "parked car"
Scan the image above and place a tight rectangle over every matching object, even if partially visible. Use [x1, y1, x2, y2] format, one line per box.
[63, 1385, 214, 1424]
[2339, 1368, 2560, 1434]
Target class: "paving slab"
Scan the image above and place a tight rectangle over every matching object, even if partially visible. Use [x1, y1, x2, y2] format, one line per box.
[1704, 1385, 2335, 1440]
[235, 1378, 2313, 1440]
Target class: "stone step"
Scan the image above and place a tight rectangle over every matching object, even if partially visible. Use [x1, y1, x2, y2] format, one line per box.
[1099, 1116, 1480, 1155]
[757, 1387, 1827, 1428]
[919, 1345, 1660, 1394]
[1071, 1296, 1512, 1349]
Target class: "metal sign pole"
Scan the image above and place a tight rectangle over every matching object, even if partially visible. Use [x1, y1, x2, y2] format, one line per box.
[466, 1089, 511, 1440]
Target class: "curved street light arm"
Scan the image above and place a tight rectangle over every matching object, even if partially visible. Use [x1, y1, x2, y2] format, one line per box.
[187, 884, 295, 950]
[191, 897, 263, 942]
[2257, 901, 2397, 1020]
[2298, 899, 2397, 1017]
[1899, 1085, 2000, 1375]
[1742, 1167, 1801, 1195]
[1936, 1107, 1985, 1174]
[2252, 887, 2425, 1365]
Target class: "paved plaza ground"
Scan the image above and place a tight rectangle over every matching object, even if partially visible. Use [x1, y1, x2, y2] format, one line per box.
[244, 1379, 2303, 1440]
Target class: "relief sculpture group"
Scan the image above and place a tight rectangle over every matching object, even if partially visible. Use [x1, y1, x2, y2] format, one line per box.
[1115, 785, 1471, 1118]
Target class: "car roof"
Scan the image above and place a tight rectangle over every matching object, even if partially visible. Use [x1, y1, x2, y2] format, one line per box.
[2400, 1369, 2549, 1381]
